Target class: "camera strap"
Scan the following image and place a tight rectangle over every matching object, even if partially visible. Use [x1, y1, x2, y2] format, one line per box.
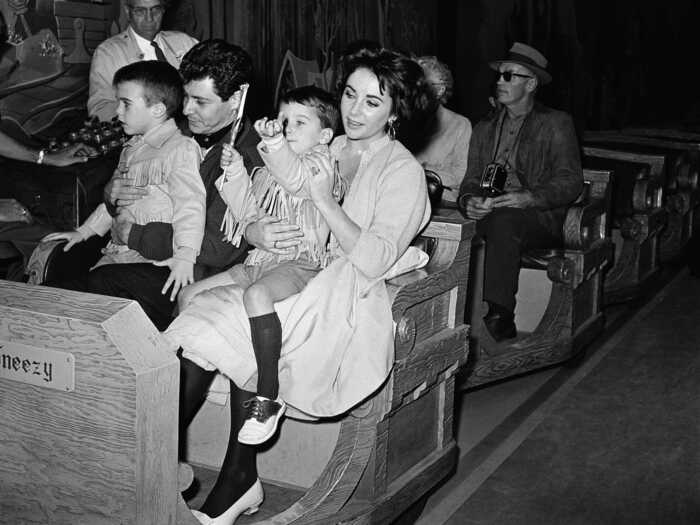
[491, 109, 529, 171]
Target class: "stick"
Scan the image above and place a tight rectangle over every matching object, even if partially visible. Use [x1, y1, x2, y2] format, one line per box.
[229, 83, 249, 146]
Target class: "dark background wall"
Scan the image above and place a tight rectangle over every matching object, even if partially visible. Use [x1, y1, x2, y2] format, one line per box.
[161, 0, 700, 134]
[0, 0, 687, 133]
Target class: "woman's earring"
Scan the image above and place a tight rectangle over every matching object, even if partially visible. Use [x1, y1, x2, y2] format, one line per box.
[387, 118, 397, 141]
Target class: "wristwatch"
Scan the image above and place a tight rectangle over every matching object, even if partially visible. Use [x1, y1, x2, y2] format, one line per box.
[36, 149, 46, 164]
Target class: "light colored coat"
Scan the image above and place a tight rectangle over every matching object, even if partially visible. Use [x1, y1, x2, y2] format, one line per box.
[217, 136, 339, 267]
[415, 105, 472, 202]
[88, 27, 197, 121]
[78, 119, 205, 268]
[164, 135, 430, 418]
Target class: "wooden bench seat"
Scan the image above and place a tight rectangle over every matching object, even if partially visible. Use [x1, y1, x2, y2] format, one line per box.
[1, 211, 474, 524]
[582, 149, 666, 303]
[584, 131, 700, 261]
[460, 169, 613, 389]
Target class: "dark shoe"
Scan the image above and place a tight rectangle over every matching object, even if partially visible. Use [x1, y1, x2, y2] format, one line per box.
[483, 308, 517, 342]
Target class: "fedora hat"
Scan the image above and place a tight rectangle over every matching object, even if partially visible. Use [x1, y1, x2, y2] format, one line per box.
[489, 42, 551, 85]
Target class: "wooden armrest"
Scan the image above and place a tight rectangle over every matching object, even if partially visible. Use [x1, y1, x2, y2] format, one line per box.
[563, 169, 613, 250]
[390, 212, 474, 359]
[563, 200, 606, 250]
[26, 236, 107, 285]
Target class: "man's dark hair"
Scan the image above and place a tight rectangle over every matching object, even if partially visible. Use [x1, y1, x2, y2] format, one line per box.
[280, 85, 340, 134]
[179, 39, 253, 100]
[113, 60, 183, 117]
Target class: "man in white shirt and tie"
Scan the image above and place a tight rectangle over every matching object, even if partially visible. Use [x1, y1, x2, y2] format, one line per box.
[87, 0, 198, 121]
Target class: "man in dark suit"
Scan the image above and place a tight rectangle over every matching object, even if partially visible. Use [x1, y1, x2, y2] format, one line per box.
[87, 40, 266, 329]
[459, 42, 583, 341]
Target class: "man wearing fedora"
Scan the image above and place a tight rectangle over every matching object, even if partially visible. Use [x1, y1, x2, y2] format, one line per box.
[458, 42, 583, 341]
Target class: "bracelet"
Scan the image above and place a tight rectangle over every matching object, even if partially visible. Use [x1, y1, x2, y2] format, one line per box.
[36, 149, 46, 165]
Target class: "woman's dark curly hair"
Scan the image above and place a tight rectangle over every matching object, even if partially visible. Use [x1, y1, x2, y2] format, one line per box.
[338, 48, 432, 137]
[179, 39, 253, 101]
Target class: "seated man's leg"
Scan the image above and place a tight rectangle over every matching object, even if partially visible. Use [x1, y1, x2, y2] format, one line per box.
[477, 207, 562, 340]
[0, 220, 55, 281]
[87, 263, 174, 330]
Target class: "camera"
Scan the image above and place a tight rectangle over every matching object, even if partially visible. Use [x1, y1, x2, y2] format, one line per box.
[480, 162, 507, 197]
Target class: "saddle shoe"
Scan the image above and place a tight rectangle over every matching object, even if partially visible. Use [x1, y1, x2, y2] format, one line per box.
[238, 396, 286, 445]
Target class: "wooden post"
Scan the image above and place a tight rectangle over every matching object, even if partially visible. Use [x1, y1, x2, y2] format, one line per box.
[0, 281, 180, 525]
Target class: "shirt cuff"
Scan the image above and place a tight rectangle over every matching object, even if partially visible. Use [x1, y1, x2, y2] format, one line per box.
[345, 229, 391, 279]
[76, 225, 97, 240]
[173, 246, 197, 264]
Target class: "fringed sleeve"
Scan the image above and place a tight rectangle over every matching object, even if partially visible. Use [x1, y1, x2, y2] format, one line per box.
[215, 158, 260, 247]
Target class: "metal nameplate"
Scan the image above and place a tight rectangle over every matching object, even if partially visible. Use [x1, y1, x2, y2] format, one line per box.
[0, 340, 75, 392]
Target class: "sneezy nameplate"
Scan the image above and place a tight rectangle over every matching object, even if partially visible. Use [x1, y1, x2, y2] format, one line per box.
[0, 340, 74, 392]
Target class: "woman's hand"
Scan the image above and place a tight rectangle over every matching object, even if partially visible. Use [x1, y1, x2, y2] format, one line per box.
[220, 143, 244, 170]
[104, 175, 148, 208]
[41, 231, 84, 251]
[45, 143, 97, 167]
[244, 215, 303, 254]
[0, 198, 32, 223]
[254, 117, 283, 139]
[305, 151, 335, 205]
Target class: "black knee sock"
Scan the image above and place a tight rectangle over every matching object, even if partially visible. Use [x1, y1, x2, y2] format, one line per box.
[249, 312, 282, 400]
[179, 356, 216, 460]
[200, 380, 258, 518]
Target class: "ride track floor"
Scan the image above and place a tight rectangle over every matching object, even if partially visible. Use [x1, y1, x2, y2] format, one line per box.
[419, 262, 699, 525]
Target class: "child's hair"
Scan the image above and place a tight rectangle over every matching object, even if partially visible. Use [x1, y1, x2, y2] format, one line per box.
[112, 60, 183, 118]
[279, 85, 340, 134]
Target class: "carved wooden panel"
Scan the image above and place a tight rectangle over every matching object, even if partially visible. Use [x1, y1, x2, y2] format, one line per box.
[0, 282, 179, 525]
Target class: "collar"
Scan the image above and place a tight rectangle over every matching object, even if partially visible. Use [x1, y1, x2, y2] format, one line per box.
[128, 26, 162, 56]
[126, 119, 179, 149]
[191, 122, 234, 149]
[331, 134, 391, 158]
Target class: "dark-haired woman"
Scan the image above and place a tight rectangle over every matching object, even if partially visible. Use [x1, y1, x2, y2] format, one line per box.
[166, 48, 432, 525]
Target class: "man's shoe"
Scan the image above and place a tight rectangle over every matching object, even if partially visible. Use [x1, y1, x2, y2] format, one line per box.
[238, 396, 286, 445]
[483, 310, 517, 342]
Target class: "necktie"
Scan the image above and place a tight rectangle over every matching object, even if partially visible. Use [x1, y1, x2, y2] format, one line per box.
[151, 40, 167, 62]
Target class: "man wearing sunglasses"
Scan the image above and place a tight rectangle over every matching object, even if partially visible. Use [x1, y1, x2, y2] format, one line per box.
[458, 42, 583, 341]
[88, 0, 198, 121]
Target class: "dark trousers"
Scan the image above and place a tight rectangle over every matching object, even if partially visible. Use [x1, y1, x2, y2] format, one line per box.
[50, 263, 175, 330]
[476, 207, 562, 313]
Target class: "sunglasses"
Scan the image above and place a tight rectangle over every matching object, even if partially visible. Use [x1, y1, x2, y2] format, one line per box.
[496, 71, 533, 82]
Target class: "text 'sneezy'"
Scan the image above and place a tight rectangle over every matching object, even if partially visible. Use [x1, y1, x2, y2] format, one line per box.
[1, 347, 53, 383]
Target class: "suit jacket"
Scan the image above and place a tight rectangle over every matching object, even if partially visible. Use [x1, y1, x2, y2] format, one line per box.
[88, 27, 198, 121]
[459, 102, 584, 236]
